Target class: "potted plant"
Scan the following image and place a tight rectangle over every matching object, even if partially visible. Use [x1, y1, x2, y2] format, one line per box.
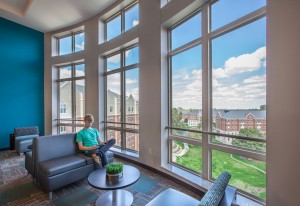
[106, 162, 123, 183]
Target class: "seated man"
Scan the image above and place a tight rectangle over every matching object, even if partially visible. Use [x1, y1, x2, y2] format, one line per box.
[76, 114, 115, 166]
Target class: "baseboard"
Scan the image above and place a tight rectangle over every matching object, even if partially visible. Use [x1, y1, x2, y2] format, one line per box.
[0, 147, 10, 151]
[114, 153, 205, 197]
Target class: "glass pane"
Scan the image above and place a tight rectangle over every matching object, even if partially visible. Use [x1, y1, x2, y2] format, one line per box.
[125, 47, 139, 66]
[125, 68, 139, 127]
[125, 4, 139, 32]
[59, 66, 72, 79]
[212, 150, 266, 200]
[107, 15, 121, 41]
[75, 64, 85, 77]
[76, 127, 83, 132]
[59, 126, 73, 134]
[211, 0, 266, 31]
[212, 18, 266, 140]
[126, 132, 139, 151]
[107, 73, 121, 125]
[59, 36, 72, 55]
[171, 140, 202, 173]
[171, 45, 202, 133]
[75, 79, 85, 121]
[107, 53, 121, 71]
[59, 81, 72, 120]
[75, 32, 85, 52]
[171, 129, 202, 140]
[171, 13, 201, 50]
[211, 135, 265, 152]
[161, 0, 172, 8]
[107, 130, 121, 147]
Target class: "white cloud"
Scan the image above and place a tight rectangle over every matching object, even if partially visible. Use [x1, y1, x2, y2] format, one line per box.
[192, 69, 202, 80]
[107, 54, 121, 64]
[213, 47, 266, 79]
[213, 68, 227, 78]
[127, 87, 139, 100]
[126, 78, 137, 84]
[172, 69, 202, 109]
[60, 69, 71, 78]
[243, 74, 266, 84]
[125, 49, 132, 58]
[170, 47, 267, 109]
[107, 74, 121, 89]
[75, 42, 84, 50]
[183, 74, 189, 80]
[133, 20, 139, 26]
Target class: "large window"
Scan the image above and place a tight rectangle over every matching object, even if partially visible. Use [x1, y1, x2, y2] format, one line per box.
[57, 63, 85, 133]
[58, 31, 85, 55]
[105, 45, 139, 152]
[168, 0, 266, 201]
[105, 2, 139, 41]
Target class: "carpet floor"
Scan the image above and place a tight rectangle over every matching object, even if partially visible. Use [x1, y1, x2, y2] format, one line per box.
[0, 150, 201, 206]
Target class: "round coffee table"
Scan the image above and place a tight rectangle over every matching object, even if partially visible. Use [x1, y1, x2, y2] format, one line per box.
[88, 165, 140, 206]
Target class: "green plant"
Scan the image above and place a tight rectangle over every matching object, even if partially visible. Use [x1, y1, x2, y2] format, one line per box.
[106, 162, 123, 175]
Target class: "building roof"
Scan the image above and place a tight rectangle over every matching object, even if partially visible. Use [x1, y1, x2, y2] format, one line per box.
[215, 110, 266, 119]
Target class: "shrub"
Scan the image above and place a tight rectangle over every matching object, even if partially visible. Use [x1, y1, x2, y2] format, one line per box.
[106, 162, 123, 175]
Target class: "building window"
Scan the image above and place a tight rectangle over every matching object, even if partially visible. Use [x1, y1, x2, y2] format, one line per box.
[60, 103, 67, 114]
[60, 126, 66, 133]
[105, 2, 139, 41]
[167, 0, 266, 201]
[58, 31, 84, 55]
[105, 45, 139, 152]
[57, 63, 85, 133]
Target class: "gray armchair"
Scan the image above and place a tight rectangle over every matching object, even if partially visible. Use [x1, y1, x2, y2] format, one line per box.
[14, 126, 39, 154]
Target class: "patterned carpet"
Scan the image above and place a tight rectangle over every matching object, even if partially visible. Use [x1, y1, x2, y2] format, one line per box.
[0, 151, 201, 206]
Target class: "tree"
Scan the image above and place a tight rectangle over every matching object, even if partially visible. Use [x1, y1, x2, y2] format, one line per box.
[260, 105, 266, 110]
[172, 108, 182, 127]
[239, 128, 264, 138]
[232, 128, 266, 152]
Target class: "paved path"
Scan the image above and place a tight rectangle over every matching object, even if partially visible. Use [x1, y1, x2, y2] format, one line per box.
[230, 154, 266, 174]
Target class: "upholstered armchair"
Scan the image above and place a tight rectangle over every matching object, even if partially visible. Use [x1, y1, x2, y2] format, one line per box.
[14, 126, 39, 154]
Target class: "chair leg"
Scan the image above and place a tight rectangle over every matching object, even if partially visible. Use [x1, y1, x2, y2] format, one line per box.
[49, 192, 52, 200]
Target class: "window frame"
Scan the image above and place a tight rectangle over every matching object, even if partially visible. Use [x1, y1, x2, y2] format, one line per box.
[57, 62, 86, 133]
[104, 1, 139, 41]
[57, 31, 85, 56]
[167, 1, 267, 201]
[104, 44, 140, 152]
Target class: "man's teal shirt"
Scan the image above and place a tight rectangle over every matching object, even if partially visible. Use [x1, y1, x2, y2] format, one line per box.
[76, 127, 100, 153]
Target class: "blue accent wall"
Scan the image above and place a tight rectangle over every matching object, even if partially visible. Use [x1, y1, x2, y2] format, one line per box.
[0, 18, 44, 149]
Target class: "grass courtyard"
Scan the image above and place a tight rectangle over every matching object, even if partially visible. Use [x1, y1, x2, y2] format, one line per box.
[174, 142, 266, 200]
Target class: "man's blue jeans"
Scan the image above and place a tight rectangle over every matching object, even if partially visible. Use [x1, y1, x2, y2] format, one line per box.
[86, 139, 116, 166]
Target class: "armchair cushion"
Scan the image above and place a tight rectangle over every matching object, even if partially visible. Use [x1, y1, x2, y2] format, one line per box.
[198, 172, 231, 206]
[15, 134, 39, 142]
[14, 126, 39, 154]
[15, 126, 39, 137]
[39, 155, 86, 177]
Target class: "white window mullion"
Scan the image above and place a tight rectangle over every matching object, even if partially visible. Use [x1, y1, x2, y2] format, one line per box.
[71, 65, 76, 132]
[201, 4, 209, 180]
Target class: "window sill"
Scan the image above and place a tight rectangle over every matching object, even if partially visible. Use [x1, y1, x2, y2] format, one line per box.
[167, 165, 264, 206]
[110, 147, 139, 159]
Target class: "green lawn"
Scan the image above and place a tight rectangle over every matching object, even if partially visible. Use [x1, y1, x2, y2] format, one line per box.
[173, 142, 266, 200]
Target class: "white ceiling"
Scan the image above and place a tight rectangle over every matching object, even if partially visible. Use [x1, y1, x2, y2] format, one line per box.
[0, 0, 117, 33]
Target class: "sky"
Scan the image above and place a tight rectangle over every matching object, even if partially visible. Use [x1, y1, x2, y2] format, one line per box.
[172, 0, 266, 110]
[107, 46, 139, 101]
[61, 0, 267, 111]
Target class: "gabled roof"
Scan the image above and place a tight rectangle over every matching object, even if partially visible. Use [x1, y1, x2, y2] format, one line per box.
[217, 110, 266, 119]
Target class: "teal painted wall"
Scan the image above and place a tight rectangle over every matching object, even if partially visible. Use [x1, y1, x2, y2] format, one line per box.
[0, 18, 44, 149]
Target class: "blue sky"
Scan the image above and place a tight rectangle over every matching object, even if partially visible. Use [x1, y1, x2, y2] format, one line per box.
[59, 32, 84, 55]
[107, 46, 139, 100]
[62, 0, 266, 110]
[172, 0, 266, 110]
